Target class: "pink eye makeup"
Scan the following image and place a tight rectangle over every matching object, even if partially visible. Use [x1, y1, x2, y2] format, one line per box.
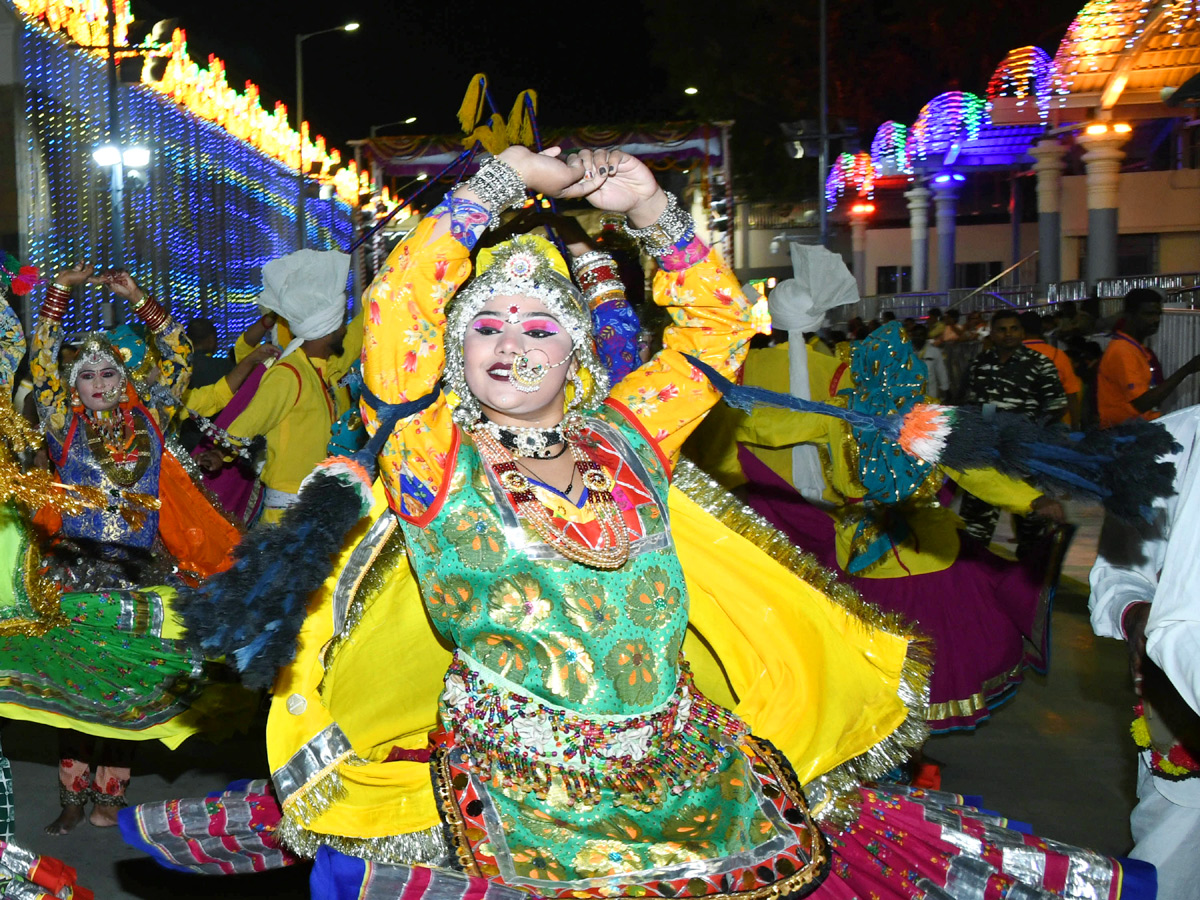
[472, 317, 505, 332]
[523, 319, 560, 335]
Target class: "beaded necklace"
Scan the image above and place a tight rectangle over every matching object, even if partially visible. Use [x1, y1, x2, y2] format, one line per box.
[82, 406, 152, 487]
[471, 422, 630, 570]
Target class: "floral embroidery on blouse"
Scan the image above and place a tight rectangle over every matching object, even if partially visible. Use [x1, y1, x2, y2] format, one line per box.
[659, 235, 710, 273]
[0, 300, 25, 390]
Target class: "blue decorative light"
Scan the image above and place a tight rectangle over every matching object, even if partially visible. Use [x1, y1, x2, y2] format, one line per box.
[21, 24, 353, 346]
[870, 121, 911, 176]
[909, 92, 989, 165]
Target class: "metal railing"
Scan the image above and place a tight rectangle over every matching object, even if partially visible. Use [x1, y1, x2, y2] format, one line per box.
[742, 201, 820, 230]
[839, 272, 1200, 323]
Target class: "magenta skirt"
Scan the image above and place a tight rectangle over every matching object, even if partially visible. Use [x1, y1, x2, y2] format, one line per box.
[738, 448, 1055, 732]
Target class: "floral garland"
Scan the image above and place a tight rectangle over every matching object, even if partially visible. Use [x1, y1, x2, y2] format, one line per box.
[188, 409, 256, 460]
[1132, 700, 1200, 779]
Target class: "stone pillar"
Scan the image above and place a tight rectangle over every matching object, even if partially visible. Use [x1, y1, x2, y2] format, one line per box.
[849, 208, 870, 296]
[904, 185, 931, 292]
[933, 180, 960, 291]
[1078, 128, 1130, 285]
[1029, 139, 1068, 285]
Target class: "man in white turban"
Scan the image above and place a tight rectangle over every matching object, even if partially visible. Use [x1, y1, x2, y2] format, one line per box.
[220, 249, 362, 524]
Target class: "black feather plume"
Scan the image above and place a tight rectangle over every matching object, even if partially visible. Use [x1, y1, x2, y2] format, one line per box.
[936, 411, 1180, 521]
[179, 470, 366, 689]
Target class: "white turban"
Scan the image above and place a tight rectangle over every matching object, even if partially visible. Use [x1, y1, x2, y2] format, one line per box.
[767, 242, 860, 505]
[258, 249, 350, 360]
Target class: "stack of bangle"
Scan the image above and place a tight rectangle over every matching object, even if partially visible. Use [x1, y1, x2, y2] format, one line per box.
[622, 192, 695, 258]
[571, 250, 626, 310]
[41, 282, 71, 321]
[130, 293, 169, 333]
[465, 156, 527, 228]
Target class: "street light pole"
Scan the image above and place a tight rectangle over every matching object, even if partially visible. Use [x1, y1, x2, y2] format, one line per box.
[370, 117, 417, 138]
[295, 32, 305, 249]
[818, 0, 829, 248]
[106, 0, 124, 325]
[295, 22, 359, 249]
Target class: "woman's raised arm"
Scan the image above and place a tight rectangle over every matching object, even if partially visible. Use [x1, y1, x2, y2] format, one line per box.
[364, 146, 591, 522]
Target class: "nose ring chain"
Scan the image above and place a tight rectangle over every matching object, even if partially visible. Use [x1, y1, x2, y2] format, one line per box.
[510, 352, 570, 393]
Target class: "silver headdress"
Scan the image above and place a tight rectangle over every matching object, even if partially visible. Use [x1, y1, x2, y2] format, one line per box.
[68, 332, 128, 401]
[443, 234, 610, 426]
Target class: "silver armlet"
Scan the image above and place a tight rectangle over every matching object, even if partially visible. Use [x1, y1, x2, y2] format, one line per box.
[464, 156, 527, 227]
[622, 192, 694, 257]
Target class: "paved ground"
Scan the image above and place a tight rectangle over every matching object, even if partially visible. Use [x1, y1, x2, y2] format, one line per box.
[2, 501, 1140, 897]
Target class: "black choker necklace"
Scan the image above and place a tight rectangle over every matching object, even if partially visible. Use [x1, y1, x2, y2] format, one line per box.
[475, 418, 565, 459]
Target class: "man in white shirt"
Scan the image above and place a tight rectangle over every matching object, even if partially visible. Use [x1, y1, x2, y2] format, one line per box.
[1090, 405, 1200, 899]
[909, 322, 949, 400]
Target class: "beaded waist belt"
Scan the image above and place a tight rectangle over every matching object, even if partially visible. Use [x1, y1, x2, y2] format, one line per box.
[439, 650, 747, 804]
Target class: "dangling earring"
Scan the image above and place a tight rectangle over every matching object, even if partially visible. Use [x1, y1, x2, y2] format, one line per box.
[566, 368, 586, 412]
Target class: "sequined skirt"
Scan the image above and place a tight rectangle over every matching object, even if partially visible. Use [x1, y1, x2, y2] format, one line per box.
[433, 651, 828, 900]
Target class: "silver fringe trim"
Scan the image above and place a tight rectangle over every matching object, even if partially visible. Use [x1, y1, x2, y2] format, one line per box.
[671, 458, 932, 827]
[275, 817, 452, 867]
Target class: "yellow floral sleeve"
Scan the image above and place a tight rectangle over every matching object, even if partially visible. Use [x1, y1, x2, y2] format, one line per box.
[30, 314, 69, 437]
[363, 202, 474, 525]
[1, 300, 24, 391]
[148, 316, 194, 426]
[608, 248, 756, 468]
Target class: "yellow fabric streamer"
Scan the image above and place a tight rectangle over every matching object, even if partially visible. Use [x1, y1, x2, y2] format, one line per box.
[457, 73, 488, 135]
[506, 90, 537, 148]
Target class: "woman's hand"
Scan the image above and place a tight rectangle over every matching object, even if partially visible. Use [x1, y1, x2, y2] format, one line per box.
[564, 149, 666, 226]
[196, 447, 227, 474]
[247, 344, 280, 367]
[92, 270, 146, 304]
[496, 146, 585, 200]
[53, 262, 94, 288]
[491, 146, 665, 227]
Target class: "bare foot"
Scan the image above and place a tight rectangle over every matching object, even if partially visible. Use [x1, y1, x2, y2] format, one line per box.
[89, 804, 121, 828]
[44, 804, 86, 835]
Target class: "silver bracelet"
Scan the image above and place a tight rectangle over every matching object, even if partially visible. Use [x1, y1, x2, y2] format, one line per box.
[570, 249, 614, 275]
[465, 156, 527, 227]
[622, 192, 695, 257]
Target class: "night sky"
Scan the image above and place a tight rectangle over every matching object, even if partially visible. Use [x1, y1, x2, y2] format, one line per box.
[135, 0, 1087, 193]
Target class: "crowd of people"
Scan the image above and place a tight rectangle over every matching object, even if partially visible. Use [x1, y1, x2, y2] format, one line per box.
[0, 144, 1196, 900]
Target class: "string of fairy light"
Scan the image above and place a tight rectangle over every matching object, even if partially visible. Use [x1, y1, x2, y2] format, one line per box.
[22, 24, 352, 343]
[12, 0, 366, 205]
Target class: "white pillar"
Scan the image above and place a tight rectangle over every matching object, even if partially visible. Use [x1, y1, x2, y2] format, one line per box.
[850, 210, 870, 297]
[1028, 139, 1067, 284]
[904, 185, 930, 292]
[932, 181, 960, 291]
[1078, 128, 1130, 285]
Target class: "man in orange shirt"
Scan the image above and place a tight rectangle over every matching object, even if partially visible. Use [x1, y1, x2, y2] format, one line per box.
[1020, 311, 1082, 428]
[1098, 288, 1200, 428]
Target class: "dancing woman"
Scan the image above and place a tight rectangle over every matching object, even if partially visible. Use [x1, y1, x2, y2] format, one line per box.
[128, 146, 1154, 900]
[29, 265, 239, 587]
[10, 264, 245, 832]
